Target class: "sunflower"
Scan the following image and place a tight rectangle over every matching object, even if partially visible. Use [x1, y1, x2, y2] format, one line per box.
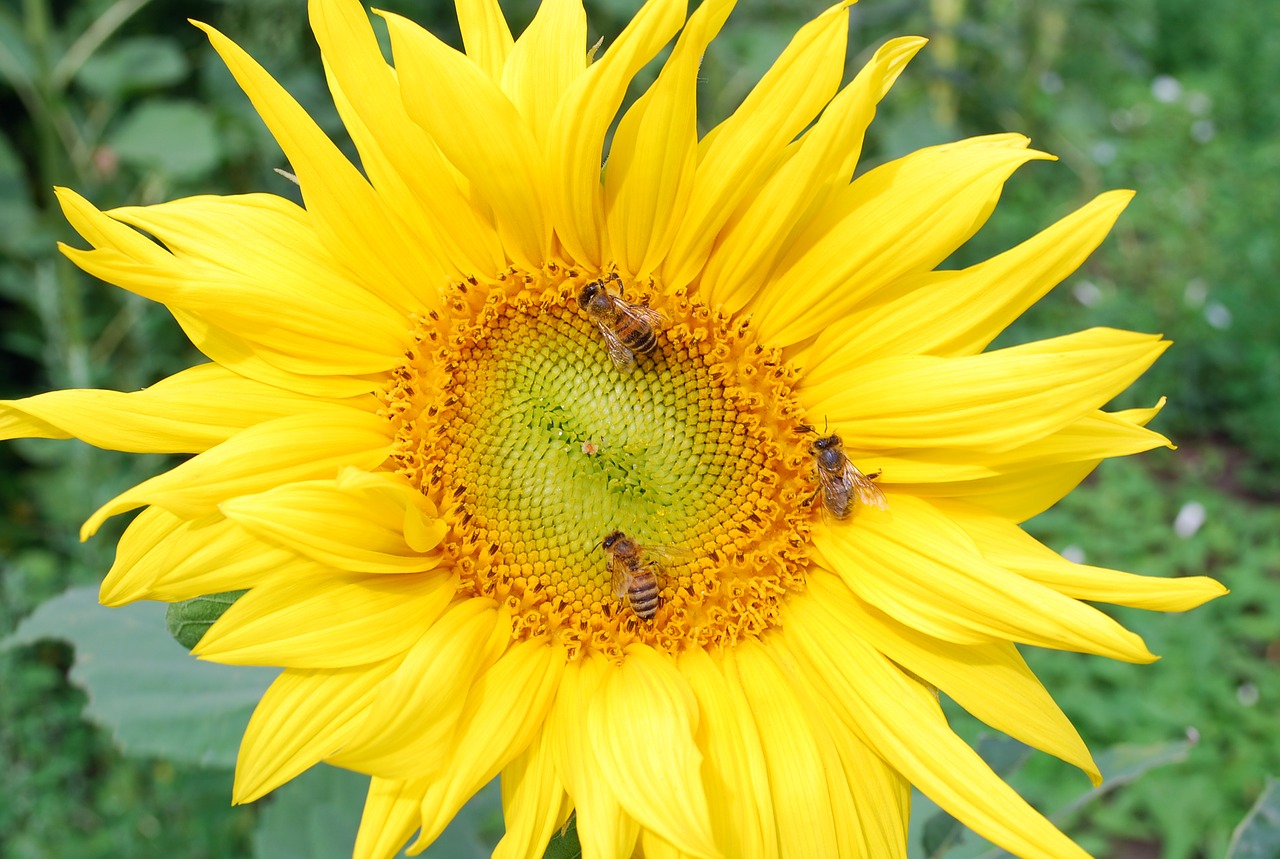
[1, 0, 1227, 857]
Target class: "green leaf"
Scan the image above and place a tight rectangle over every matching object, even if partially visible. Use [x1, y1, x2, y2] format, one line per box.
[75, 36, 189, 97]
[166, 590, 247, 650]
[107, 99, 222, 179]
[1053, 739, 1195, 820]
[2, 585, 277, 768]
[0, 9, 36, 92]
[0, 128, 35, 255]
[1226, 778, 1280, 859]
[543, 813, 582, 859]
[252, 765, 368, 859]
[252, 768, 502, 859]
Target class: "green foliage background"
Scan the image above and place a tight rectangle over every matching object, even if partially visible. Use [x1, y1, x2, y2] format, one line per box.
[1, 0, 1275, 857]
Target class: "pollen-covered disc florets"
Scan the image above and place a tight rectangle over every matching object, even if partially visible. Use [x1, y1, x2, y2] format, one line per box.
[382, 268, 813, 659]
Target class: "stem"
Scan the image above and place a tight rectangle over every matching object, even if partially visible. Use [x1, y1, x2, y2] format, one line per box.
[51, 0, 154, 90]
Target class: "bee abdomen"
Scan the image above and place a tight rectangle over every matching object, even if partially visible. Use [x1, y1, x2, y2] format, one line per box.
[628, 575, 660, 619]
[621, 325, 658, 355]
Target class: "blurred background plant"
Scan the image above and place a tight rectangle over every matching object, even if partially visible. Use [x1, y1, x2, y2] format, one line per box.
[1, 0, 1276, 857]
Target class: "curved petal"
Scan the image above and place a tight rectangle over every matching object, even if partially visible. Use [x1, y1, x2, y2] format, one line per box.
[813, 493, 1155, 661]
[412, 638, 567, 849]
[355, 776, 431, 859]
[802, 328, 1169, 453]
[0, 362, 368, 454]
[501, 0, 587, 146]
[57, 190, 409, 379]
[753, 137, 1053, 346]
[802, 189, 1136, 377]
[312, 0, 506, 279]
[661, 0, 853, 291]
[329, 598, 504, 778]
[194, 21, 446, 312]
[100, 509, 314, 606]
[603, 0, 734, 278]
[784, 595, 1095, 859]
[807, 572, 1101, 785]
[587, 645, 719, 859]
[702, 35, 926, 312]
[765, 634, 913, 858]
[549, 654, 640, 859]
[943, 501, 1228, 611]
[383, 10, 549, 268]
[494, 722, 569, 859]
[82, 408, 392, 538]
[679, 647, 775, 859]
[233, 659, 399, 803]
[455, 0, 513, 80]
[219, 470, 447, 574]
[546, 0, 688, 265]
[728, 642, 839, 858]
[194, 570, 456, 668]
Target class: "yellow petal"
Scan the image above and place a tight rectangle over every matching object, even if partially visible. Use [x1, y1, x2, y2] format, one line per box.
[549, 654, 640, 859]
[233, 660, 398, 804]
[218, 469, 446, 574]
[494, 723, 568, 859]
[100, 509, 313, 606]
[765, 633, 913, 858]
[753, 138, 1053, 346]
[383, 10, 549, 269]
[546, 0, 688, 265]
[81, 408, 392, 539]
[802, 189, 1136, 377]
[312, 0, 506, 278]
[193, 571, 455, 668]
[702, 35, 926, 312]
[807, 572, 1102, 785]
[58, 190, 409, 377]
[803, 328, 1169, 453]
[355, 776, 431, 859]
[661, 0, 854, 292]
[813, 493, 1155, 661]
[945, 501, 1229, 611]
[678, 647, 775, 859]
[413, 639, 566, 848]
[455, 0, 514, 80]
[785, 597, 1095, 859]
[604, 0, 734, 278]
[329, 598, 503, 778]
[0, 362, 366, 454]
[587, 645, 720, 859]
[911, 403, 1172, 522]
[728, 642, 839, 858]
[194, 22, 445, 312]
[500, 0, 587, 146]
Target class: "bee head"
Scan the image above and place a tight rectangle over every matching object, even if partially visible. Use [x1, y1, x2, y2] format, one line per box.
[602, 530, 626, 550]
[577, 281, 603, 310]
[810, 434, 842, 455]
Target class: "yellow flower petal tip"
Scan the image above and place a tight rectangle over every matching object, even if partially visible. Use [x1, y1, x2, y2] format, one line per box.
[7, 2, 1225, 858]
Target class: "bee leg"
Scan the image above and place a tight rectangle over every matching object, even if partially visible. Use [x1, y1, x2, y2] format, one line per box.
[803, 487, 821, 508]
[866, 469, 882, 480]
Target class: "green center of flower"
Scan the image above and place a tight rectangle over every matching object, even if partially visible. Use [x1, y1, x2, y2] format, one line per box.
[383, 268, 814, 659]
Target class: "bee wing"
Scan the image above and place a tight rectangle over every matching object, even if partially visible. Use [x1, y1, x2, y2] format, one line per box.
[609, 556, 631, 598]
[638, 543, 690, 567]
[844, 461, 889, 511]
[615, 301, 666, 330]
[594, 321, 637, 371]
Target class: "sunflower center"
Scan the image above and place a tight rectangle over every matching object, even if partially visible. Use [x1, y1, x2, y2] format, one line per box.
[383, 267, 813, 659]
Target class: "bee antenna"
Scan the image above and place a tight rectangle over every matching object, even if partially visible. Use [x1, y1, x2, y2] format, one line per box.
[822, 416, 830, 436]
[796, 424, 816, 435]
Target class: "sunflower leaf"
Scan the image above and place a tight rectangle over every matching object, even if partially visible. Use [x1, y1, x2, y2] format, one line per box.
[2, 585, 276, 768]
[1226, 778, 1280, 859]
[166, 589, 247, 649]
[543, 813, 583, 859]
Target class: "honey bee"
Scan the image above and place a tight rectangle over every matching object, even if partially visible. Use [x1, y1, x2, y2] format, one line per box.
[601, 530, 661, 620]
[576, 272, 665, 371]
[801, 426, 888, 519]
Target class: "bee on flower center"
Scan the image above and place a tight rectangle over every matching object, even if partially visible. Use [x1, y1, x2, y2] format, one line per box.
[576, 272, 666, 371]
[601, 530, 662, 620]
